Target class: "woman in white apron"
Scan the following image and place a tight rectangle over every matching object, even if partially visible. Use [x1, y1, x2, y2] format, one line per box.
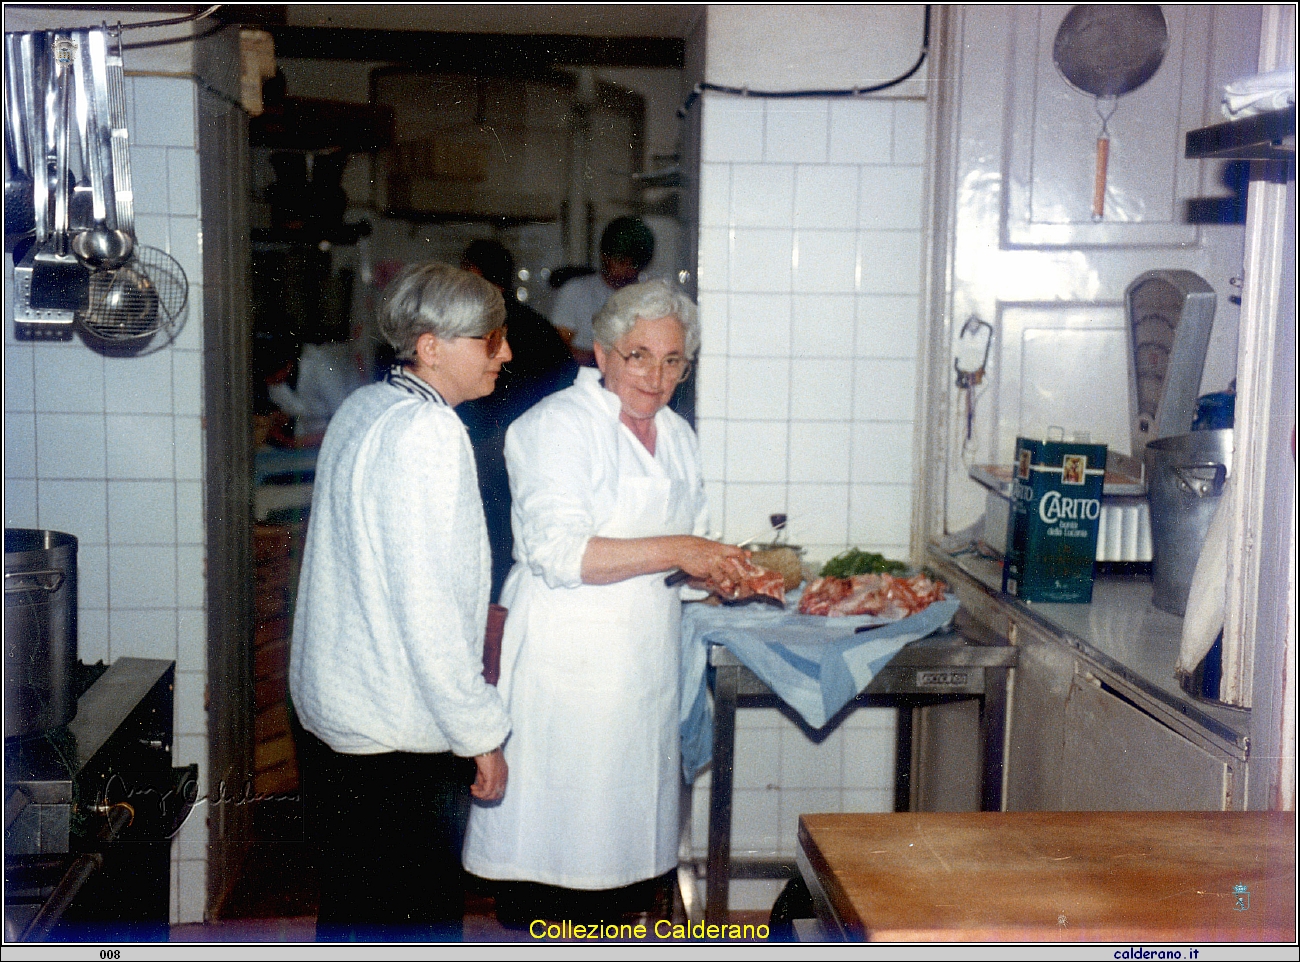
[462, 280, 749, 919]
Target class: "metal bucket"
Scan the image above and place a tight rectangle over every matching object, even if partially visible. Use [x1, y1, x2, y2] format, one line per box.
[1144, 430, 1232, 616]
[4, 528, 79, 739]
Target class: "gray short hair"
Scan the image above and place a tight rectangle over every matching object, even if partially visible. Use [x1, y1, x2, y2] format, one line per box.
[591, 279, 700, 357]
[378, 263, 506, 363]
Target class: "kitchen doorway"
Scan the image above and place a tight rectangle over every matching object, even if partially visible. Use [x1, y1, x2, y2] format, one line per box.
[227, 9, 703, 920]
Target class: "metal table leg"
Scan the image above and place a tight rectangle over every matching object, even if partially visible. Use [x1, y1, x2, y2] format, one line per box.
[893, 705, 914, 812]
[701, 633, 1016, 925]
[978, 665, 1010, 812]
[705, 662, 739, 926]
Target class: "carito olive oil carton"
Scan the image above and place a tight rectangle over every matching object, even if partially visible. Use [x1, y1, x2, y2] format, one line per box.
[1002, 437, 1108, 603]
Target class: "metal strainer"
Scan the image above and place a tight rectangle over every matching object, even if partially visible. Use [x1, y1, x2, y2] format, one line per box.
[1053, 5, 1169, 220]
[78, 244, 188, 344]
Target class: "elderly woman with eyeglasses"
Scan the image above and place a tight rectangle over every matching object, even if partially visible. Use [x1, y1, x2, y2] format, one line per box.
[291, 263, 513, 941]
[463, 278, 748, 922]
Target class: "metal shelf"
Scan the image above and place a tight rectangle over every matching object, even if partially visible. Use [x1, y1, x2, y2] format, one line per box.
[1185, 105, 1295, 162]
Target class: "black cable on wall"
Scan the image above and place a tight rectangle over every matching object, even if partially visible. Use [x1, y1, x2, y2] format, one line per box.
[677, 4, 931, 118]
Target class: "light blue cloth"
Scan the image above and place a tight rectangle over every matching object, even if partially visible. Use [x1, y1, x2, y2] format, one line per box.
[678, 594, 960, 782]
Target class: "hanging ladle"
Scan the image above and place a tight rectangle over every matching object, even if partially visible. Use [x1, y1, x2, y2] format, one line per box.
[70, 27, 132, 271]
[1052, 5, 1169, 220]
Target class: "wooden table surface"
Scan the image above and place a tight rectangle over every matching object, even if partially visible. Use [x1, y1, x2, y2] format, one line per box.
[798, 811, 1296, 942]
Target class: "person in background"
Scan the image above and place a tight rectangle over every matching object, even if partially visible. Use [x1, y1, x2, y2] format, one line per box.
[459, 239, 579, 602]
[290, 263, 511, 941]
[462, 279, 749, 925]
[550, 215, 655, 366]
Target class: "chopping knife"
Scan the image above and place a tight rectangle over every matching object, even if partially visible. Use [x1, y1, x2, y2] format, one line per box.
[719, 590, 785, 610]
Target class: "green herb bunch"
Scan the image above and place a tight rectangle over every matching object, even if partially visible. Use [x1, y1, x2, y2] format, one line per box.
[819, 548, 908, 578]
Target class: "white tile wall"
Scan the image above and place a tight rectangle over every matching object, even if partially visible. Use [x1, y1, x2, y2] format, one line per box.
[856, 294, 920, 358]
[727, 363, 791, 423]
[764, 102, 829, 164]
[731, 165, 794, 227]
[698, 92, 923, 559]
[730, 228, 793, 291]
[723, 419, 788, 482]
[728, 293, 791, 357]
[827, 101, 893, 164]
[693, 92, 926, 864]
[33, 343, 104, 411]
[793, 294, 856, 357]
[5, 412, 37, 473]
[700, 97, 765, 163]
[686, 703, 898, 863]
[5, 478, 38, 529]
[793, 230, 857, 293]
[2, 74, 208, 925]
[790, 359, 853, 422]
[788, 422, 851, 482]
[4, 342, 36, 410]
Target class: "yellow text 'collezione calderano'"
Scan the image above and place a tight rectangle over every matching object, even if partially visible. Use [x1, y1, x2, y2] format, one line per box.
[529, 919, 771, 941]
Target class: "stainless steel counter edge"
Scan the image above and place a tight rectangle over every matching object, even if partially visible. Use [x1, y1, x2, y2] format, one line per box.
[926, 543, 1249, 760]
[67, 658, 176, 765]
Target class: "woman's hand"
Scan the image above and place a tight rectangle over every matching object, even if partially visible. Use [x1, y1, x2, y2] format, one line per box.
[581, 534, 751, 586]
[471, 747, 508, 801]
[672, 535, 752, 585]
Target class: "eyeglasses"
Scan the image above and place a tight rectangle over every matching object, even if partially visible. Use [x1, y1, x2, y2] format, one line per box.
[469, 326, 508, 358]
[611, 346, 692, 383]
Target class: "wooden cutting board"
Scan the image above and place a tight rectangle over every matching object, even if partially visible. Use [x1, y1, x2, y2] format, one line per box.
[799, 811, 1296, 942]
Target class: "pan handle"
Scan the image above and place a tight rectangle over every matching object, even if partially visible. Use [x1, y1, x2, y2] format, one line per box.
[4, 568, 66, 594]
[1092, 135, 1109, 220]
[1172, 463, 1227, 498]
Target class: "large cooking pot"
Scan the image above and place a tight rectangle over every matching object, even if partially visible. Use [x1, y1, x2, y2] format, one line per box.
[5, 528, 79, 739]
[1145, 430, 1232, 616]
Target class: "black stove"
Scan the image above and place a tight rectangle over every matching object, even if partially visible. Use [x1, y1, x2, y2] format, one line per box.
[4, 658, 197, 942]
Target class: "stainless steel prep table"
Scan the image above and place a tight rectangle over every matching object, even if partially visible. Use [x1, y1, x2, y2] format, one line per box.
[699, 620, 1018, 925]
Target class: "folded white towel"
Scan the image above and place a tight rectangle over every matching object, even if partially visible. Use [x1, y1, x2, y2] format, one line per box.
[1222, 67, 1295, 119]
[1177, 477, 1231, 679]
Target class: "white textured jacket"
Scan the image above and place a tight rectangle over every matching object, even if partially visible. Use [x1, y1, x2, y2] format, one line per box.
[289, 378, 510, 757]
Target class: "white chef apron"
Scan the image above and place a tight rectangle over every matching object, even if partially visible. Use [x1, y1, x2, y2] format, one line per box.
[462, 427, 695, 890]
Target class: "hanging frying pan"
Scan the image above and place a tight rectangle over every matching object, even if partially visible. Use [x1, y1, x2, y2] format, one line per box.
[1053, 5, 1169, 220]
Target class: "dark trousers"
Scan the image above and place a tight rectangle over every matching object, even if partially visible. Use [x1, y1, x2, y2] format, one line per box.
[491, 872, 678, 929]
[296, 727, 475, 942]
